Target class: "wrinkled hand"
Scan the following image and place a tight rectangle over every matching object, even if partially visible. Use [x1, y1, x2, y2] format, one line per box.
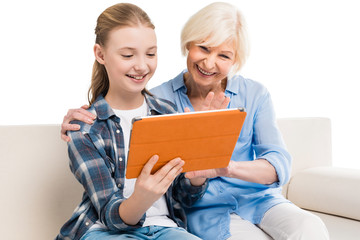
[184, 91, 230, 113]
[133, 155, 184, 208]
[185, 161, 233, 179]
[201, 91, 230, 111]
[61, 105, 96, 142]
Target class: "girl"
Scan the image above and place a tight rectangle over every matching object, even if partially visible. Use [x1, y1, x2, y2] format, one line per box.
[56, 3, 206, 240]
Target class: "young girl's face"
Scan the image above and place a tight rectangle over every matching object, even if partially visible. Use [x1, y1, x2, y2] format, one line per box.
[98, 26, 157, 96]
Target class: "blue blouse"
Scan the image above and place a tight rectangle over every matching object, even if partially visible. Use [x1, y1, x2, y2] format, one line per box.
[150, 70, 292, 240]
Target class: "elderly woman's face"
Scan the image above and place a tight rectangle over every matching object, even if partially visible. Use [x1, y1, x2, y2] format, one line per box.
[186, 41, 235, 88]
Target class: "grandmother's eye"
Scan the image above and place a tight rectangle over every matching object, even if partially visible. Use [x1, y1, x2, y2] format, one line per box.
[199, 46, 209, 52]
[220, 54, 230, 59]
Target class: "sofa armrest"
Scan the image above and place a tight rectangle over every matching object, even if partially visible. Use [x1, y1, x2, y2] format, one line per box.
[287, 167, 360, 221]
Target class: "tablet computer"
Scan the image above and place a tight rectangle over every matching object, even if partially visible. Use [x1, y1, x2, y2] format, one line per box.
[126, 108, 246, 179]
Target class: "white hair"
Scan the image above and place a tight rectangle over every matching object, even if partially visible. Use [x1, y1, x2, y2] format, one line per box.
[181, 2, 250, 74]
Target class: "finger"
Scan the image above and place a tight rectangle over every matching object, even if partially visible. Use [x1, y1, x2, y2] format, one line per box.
[61, 134, 71, 142]
[185, 171, 197, 179]
[212, 92, 226, 110]
[60, 123, 80, 142]
[201, 92, 215, 110]
[78, 107, 96, 119]
[154, 157, 184, 181]
[63, 109, 75, 124]
[185, 170, 209, 179]
[71, 111, 94, 124]
[184, 107, 191, 113]
[184, 172, 193, 179]
[160, 167, 183, 191]
[74, 108, 96, 121]
[63, 109, 77, 125]
[81, 104, 90, 110]
[64, 108, 95, 124]
[220, 96, 230, 109]
[162, 160, 184, 181]
[167, 166, 183, 181]
[140, 155, 159, 177]
[61, 123, 80, 132]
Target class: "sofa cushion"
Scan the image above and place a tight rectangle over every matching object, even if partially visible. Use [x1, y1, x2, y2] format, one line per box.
[311, 211, 360, 240]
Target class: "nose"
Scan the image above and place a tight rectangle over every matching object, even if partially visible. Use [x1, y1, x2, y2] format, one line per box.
[203, 54, 216, 69]
[134, 56, 147, 72]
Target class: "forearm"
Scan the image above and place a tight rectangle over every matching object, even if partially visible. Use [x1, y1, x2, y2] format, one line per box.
[227, 159, 278, 185]
[119, 194, 150, 226]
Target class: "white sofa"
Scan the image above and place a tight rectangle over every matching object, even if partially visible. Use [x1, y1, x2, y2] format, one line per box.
[1, 118, 359, 239]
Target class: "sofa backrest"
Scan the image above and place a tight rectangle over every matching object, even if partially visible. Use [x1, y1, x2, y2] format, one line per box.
[0, 125, 82, 240]
[0, 117, 333, 239]
[277, 117, 332, 175]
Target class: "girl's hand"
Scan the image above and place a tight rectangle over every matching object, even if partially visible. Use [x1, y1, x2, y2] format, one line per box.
[120, 155, 184, 225]
[61, 105, 96, 142]
[134, 155, 184, 206]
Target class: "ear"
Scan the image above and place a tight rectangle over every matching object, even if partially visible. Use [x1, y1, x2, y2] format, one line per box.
[94, 44, 105, 64]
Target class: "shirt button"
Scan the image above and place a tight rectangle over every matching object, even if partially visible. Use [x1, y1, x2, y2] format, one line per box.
[119, 157, 123, 161]
[118, 183, 122, 188]
[116, 129, 120, 133]
[85, 222, 89, 226]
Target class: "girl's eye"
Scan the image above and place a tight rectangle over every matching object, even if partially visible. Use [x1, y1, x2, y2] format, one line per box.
[122, 55, 133, 58]
[147, 53, 156, 57]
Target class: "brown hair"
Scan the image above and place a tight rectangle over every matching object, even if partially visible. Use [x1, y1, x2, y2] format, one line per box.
[88, 3, 155, 105]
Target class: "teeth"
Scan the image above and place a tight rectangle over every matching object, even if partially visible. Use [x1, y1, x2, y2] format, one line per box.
[127, 74, 145, 80]
[197, 65, 213, 76]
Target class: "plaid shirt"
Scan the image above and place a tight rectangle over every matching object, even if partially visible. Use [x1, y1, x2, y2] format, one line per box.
[56, 93, 208, 240]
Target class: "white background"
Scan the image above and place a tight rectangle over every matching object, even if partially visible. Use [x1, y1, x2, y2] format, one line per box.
[1, 0, 359, 169]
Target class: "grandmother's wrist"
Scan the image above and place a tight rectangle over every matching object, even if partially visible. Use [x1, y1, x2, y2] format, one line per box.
[224, 160, 235, 178]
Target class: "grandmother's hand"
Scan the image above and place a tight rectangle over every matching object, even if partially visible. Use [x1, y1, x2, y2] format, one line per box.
[185, 161, 234, 179]
[201, 91, 230, 111]
[61, 105, 96, 142]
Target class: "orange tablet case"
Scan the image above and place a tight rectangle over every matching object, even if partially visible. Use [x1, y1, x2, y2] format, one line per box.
[126, 108, 246, 179]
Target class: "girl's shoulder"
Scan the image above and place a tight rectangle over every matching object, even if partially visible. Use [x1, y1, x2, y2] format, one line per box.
[149, 71, 185, 102]
[145, 93, 178, 114]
